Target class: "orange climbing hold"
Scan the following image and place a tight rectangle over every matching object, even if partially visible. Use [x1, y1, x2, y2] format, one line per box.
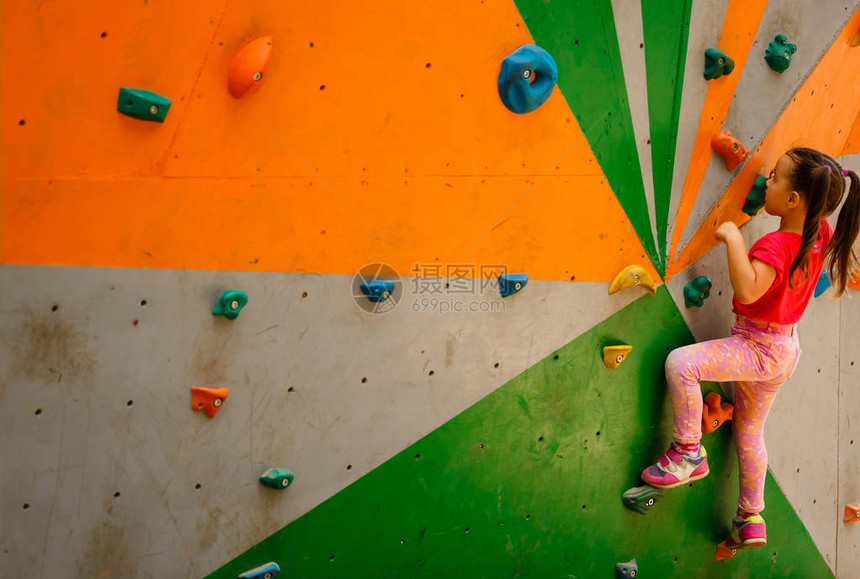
[714, 541, 738, 561]
[702, 392, 734, 434]
[228, 36, 273, 98]
[844, 503, 860, 523]
[191, 386, 229, 418]
[710, 130, 749, 170]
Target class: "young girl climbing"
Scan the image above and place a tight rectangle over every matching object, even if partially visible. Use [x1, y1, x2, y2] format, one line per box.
[641, 148, 860, 550]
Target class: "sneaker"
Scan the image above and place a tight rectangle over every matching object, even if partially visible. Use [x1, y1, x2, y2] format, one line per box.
[727, 514, 767, 549]
[641, 443, 709, 488]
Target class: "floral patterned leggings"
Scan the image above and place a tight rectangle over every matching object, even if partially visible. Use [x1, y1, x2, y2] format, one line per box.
[665, 315, 801, 514]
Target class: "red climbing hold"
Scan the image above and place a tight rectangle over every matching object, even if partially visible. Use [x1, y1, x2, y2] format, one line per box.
[710, 130, 749, 170]
[702, 392, 734, 433]
[844, 503, 860, 524]
[228, 36, 273, 98]
[191, 386, 229, 418]
[714, 541, 738, 561]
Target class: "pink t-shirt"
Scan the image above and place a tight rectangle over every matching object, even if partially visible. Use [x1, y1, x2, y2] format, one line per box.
[732, 219, 833, 324]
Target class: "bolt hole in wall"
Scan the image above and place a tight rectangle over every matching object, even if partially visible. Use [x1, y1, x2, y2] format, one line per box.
[19, 119, 26, 125]
[51, 304, 58, 312]
[346, 465, 352, 471]
[361, 377, 367, 384]
[140, 300, 147, 307]
[127, 400, 133, 407]
[195, 484, 202, 490]
[34, 408, 42, 416]
[114, 492, 120, 498]
[23, 504, 30, 510]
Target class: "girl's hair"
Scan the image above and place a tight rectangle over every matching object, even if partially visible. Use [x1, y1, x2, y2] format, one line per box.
[785, 147, 860, 297]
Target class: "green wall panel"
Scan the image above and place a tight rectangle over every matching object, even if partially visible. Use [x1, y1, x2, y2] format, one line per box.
[642, 0, 692, 264]
[512, 0, 664, 276]
[207, 289, 832, 578]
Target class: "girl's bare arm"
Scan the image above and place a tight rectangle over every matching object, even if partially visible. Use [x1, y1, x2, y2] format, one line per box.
[715, 222, 776, 304]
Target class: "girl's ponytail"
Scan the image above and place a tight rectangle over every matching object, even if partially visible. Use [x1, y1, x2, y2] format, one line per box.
[789, 164, 829, 286]
[826, 169, 860, 297]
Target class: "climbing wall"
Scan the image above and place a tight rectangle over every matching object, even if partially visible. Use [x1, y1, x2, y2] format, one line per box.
[2, 0, 860, 577]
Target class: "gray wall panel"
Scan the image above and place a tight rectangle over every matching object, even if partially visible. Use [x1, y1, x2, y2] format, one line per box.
[0, 265, 644, 577]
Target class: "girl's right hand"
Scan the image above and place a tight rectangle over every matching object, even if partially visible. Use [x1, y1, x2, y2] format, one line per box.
[715, 221, 742, 245]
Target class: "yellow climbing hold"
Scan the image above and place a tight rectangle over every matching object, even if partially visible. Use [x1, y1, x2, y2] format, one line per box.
[608, 265, 656, 296]
[603, 345, 633, 369]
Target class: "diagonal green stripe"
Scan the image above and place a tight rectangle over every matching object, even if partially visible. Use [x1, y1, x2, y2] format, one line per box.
[207, 288, 832, 578]
[642, 0, 692, 265]
[512, 1, 663, 276]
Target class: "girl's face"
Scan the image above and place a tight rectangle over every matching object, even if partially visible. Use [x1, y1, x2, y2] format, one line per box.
[765, 155, 799, 217]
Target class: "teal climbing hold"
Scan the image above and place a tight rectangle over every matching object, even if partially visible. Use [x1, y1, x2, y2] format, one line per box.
[260, 468, 295, 490]
[814, 270, 831, 298]
[683, 276, 712, 309]
[499, 274, 528, 298]
[117, 88, 171, 122]
[743, 175, 769, 216]
[213, 290, 248, 320]
[360, 281, 395, 302]
[622, 485, 663, 514]
[703, 48, 734, 80]
[239, 562, 280, 579]
[765, 35, 797, 73]
[615, 558, 638, 579]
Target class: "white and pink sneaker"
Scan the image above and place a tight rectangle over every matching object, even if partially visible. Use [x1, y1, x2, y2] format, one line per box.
[641, 443, 709, 488]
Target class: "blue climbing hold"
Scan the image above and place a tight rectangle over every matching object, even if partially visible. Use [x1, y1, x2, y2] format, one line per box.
[499, 274, 528, 298]
[615, 558, 638, 579]
[360, 281, 395, 302]
[239, 562, 280, 579]
[498, 45, 558, 114]
[814, 270, 831, 298]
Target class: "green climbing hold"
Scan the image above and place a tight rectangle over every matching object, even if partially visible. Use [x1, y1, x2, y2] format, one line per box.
[213, 290, 248, 320]
[743, 175, 769, 216]
[703, 48, 734, 80]
[117, 87, 171, 122]
[765, 35, 797, 73]
[622, 485, 663, 515]
[260, 468, 295, 490]
[683, 276, 712, 309]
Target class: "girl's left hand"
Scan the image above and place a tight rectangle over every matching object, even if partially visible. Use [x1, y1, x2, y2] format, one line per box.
[715, 221, 742, 244]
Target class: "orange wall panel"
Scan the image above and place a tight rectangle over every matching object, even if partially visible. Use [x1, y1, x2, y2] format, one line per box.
[2, 1, 658, 283]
